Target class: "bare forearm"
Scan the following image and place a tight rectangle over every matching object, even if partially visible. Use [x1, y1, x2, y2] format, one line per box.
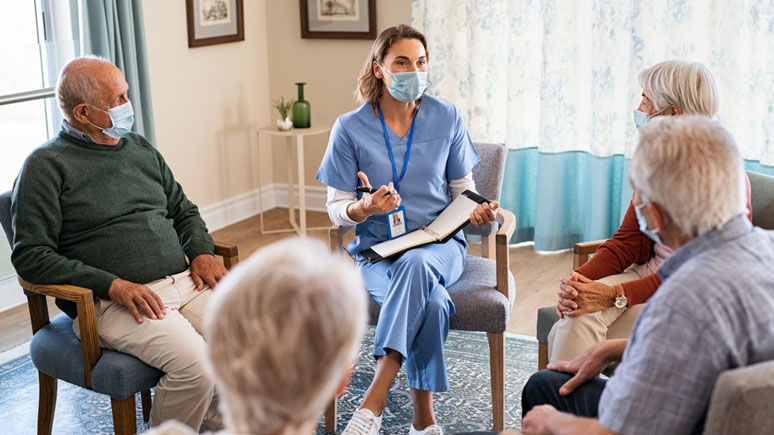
[600, 339, 628, 363]
[346, 201, 371, 222]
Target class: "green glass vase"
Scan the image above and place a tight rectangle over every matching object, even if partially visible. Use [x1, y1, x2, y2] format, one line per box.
[292, 82, 311, 128]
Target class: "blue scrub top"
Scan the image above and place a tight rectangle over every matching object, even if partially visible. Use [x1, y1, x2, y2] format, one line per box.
[316, 94, 480, 256]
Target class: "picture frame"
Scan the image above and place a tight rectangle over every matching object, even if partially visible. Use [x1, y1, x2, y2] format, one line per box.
[300, 0, 376, 40]
[186, 0, 244, 48]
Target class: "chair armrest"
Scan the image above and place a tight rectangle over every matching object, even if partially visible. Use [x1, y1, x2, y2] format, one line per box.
[494, 209, 517, 299]
[573, 239, 607, 270]
[19, 278, 101, 389]
[329, 224, 353, 253]
[214, 241, 239, 269]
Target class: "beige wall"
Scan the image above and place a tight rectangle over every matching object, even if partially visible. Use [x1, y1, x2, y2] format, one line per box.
[265, 0, 411, 188]
[142, 0, 271, 208]
[142, 0, 411, 209]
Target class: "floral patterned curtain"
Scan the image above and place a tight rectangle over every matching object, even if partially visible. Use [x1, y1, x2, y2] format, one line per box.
[412, 0, 774, 165]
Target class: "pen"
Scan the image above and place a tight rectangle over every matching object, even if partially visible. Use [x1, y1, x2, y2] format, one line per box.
[356, 187, 393, 195]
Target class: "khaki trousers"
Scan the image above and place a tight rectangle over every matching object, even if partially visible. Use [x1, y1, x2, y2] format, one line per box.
[74, 270, 214, 429]
[547, 268, 645, 364]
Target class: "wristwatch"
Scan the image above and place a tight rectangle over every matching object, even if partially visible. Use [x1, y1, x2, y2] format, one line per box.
[614, 285, 628, 309]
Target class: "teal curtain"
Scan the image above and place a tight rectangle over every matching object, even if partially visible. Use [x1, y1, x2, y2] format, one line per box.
[79, 0, 155, 144]
[500, 149, 774, 252]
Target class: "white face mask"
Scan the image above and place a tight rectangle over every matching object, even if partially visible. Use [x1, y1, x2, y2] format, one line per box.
[88, 100, 134, 139]
[633, 106, 670, 129]
[380, 64, 428, 102]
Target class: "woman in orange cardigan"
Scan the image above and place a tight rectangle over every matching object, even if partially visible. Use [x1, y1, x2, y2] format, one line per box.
[547, 60, 753, 364]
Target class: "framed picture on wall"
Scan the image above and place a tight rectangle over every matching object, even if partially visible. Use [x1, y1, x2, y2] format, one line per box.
[186, 0, 245, 48]
[300, 0, 376, 39]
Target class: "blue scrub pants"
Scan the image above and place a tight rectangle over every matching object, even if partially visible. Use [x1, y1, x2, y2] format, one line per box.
[357, 238, 466, 392]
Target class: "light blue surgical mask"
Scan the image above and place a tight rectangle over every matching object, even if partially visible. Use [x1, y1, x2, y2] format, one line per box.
[634, 201, 663, 245]
[633, 106, 669, 129]
[381, 65, 428, 103]
[88, 100, 134, 139]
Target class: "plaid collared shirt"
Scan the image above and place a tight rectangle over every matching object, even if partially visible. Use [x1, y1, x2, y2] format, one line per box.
[598, 215, 774, 435]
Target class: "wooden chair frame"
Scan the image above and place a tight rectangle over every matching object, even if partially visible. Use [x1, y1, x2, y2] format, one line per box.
[325, 209, 516, 433]
[537, 239, 606, 370]
[23, 242, 238, 435]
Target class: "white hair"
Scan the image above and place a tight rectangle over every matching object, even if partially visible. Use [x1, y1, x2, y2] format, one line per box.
[55, 55, 111, 123]
[639, 60, 720, 117]
[204, 237, 367, 434]
[631, 116, 746, 238]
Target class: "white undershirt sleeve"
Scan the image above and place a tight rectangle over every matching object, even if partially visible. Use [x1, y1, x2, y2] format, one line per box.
[326, 187, 362, 226]
[449, 172, 476, 199]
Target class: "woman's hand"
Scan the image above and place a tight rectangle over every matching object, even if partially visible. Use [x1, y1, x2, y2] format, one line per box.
[346, 171, 401, 221]
[559, 272, 617, 317]
[469, 201, 499, 226]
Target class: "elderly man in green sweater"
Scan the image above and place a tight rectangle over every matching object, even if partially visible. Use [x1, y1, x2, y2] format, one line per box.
[10, 56, 228, 430]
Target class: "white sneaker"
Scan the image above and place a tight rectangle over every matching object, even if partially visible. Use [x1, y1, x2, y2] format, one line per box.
[409, 423, 443, 435]
[342, 408, 383, 435]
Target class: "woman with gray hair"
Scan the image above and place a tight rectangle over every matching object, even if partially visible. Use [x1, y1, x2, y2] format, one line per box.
[148, 237, 368, 435]
[547, 60, 753, 364]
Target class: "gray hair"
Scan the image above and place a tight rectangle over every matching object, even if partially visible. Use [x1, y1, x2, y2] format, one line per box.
[631, 116, 746, 238]
[55, 55, 110, 122]
[639, 60, 720, 117]
[204, 237, 367, 434]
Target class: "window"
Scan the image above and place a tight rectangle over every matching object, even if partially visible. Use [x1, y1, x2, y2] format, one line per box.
[0, 1, 78, 306]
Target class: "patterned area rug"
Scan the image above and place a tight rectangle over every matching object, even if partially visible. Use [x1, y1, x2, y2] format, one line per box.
[0, 328, 536, 434]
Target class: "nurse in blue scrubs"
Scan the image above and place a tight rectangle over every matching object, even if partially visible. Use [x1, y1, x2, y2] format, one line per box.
[317, 24, 499, 435]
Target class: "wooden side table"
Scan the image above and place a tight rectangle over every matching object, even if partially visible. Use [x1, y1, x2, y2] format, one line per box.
[254, 125, 331, 236]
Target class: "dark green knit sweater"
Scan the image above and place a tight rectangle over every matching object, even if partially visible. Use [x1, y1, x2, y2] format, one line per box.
[11, 132, 214, 318]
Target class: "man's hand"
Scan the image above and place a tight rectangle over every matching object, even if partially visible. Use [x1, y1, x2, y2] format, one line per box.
[469, 201, 499, 226]
[556, 273, 580, 318]
[347, 171, 402, 221]
[190, 254, 228, 290]
[523, 406, 613, 435]
[108, 278, 166, 324]
[547, 342, 615, 396]
[558, 272, 616, 317]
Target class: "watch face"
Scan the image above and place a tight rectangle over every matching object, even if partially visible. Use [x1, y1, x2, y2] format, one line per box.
[615, 296, 628, 309]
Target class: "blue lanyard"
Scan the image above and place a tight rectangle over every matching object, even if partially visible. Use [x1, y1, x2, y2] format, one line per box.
[377, 103, 418, 193]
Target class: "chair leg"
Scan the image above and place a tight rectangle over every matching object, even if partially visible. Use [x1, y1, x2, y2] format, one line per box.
[324, 396, 337, 433]
[141, 389, 152, 423]
[538, 342, 549, 370]
[37, 371, 57, 435]
[487, 332, 505, 432]
[111, 395, 137, 435]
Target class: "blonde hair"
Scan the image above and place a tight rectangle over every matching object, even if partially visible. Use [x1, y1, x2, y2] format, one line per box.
[355, 24, 429, 105]
[631, 116, 746, 238]
[639, 60, 720, 117]
[204, 238, 367, 434]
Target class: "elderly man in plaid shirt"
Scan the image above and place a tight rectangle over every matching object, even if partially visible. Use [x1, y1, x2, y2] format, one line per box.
[520, 116, 774, 435]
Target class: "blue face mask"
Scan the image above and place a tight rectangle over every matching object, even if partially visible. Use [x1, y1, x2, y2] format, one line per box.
[634, 201, 663, 245]
[88, 100, 134, 139]
[381, 66, 428, 103]
[633, 106, 670, 129]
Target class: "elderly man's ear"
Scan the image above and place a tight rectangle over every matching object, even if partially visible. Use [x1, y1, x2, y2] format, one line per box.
[72, 104, 91, 125]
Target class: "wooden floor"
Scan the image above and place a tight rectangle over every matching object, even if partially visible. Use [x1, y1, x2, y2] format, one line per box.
[0, 208, 568, 352]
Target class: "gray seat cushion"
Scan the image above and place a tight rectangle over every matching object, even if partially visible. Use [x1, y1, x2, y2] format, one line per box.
[748, 171, 774, 230]
[703, 359, 774, 435]
[536, 306, 560, 344]
[30, 314, 163, 400]
[367, 255, 515, 333]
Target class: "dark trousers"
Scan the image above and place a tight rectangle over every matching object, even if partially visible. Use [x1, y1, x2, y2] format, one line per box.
[521, 370, 607, 418]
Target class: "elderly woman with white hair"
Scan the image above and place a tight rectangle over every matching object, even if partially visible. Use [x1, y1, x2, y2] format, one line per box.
[148, 237, 368, 435]
[546, 60, 753, 364]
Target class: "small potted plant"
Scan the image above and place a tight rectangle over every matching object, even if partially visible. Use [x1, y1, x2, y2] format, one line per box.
[273, 97, 294, 131]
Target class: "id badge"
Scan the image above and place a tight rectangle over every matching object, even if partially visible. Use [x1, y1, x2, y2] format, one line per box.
[386, 206, 407, 239]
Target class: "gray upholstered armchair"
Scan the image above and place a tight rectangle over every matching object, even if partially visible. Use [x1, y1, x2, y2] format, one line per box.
[0, 190, 238, 435]
[324, 142, 517, 433]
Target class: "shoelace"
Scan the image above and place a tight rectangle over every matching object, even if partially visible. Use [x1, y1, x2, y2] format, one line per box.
[347, 410, 376, 434]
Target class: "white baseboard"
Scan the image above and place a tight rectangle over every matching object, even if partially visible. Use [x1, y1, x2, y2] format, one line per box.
[0, 276, 25, 313]
[200, 183, 327, 231]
